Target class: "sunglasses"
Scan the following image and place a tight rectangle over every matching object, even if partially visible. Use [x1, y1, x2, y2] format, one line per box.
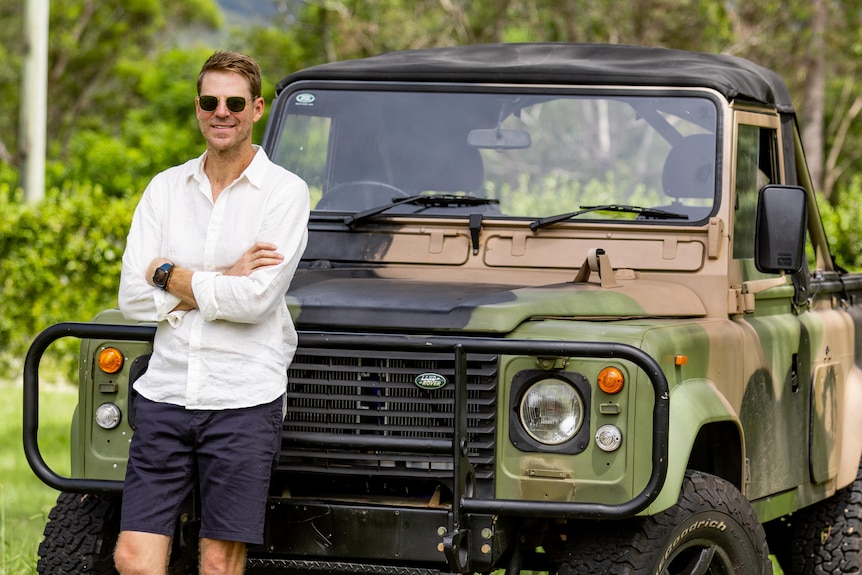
[198, 95, 250, 113]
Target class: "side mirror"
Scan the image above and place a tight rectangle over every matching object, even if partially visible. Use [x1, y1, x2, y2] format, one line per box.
[754, 185, 807, 274]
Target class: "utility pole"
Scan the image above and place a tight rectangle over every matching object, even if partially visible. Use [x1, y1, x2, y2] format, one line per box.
[20, 0, 49, 203]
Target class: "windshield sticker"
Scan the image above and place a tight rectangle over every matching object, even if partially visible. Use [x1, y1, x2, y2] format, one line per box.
[295, 93, 316, 106]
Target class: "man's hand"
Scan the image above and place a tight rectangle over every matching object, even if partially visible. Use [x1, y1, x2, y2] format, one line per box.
[225, 242, 284, 277]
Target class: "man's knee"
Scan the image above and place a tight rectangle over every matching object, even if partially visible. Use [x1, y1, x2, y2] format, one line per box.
[113, 541, 141, 575]
[114, 531, 170, 575]
[199, 538, 246, 575]
[113, 542, 136, 575]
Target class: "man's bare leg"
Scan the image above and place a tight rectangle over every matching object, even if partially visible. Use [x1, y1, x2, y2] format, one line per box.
[114, 531, 171, 575]
[199, 538, 247, 575]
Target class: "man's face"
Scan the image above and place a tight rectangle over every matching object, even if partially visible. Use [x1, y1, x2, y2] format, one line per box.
[196, 70, 264, 154]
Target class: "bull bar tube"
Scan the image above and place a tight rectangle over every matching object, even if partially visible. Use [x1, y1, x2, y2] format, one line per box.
[24, 322, 670, 523]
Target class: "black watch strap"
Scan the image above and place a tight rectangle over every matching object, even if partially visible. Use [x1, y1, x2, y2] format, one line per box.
[153, 262, 174, 291]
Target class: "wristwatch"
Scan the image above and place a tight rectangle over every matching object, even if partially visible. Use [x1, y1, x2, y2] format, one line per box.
[152, 262, 174, 291]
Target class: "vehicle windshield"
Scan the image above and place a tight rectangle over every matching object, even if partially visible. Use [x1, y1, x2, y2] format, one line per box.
[270, 88, 719, 223]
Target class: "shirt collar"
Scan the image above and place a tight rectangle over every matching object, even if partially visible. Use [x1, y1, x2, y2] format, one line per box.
[188, 145, 268, 189]
[243, 145, 268, 189]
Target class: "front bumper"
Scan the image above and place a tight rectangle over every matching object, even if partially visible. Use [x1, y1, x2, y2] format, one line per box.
[23, 323, 670, 573]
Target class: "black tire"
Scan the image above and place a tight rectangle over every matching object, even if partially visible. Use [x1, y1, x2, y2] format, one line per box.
[37, 492, 199, 575]
[784, 461, 862, 574]
[559, 470, 771, 574]
[37, 492, 121, 575]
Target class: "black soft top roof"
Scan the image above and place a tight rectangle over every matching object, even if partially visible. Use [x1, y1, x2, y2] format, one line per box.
[276, 43, 794, 113]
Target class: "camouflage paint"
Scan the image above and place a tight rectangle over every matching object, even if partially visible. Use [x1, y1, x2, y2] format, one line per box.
[58, 47, 862, 543]
[287, 269, 705, 332]
[75, 242, 862, 521]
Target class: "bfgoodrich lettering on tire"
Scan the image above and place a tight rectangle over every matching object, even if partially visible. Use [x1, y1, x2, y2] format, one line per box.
[559, 470, 771, 574]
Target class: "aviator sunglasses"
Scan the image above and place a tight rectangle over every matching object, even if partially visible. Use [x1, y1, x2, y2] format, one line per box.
[198, 95, 251, 113]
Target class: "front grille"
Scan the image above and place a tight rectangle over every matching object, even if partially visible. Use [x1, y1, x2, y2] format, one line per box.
[282, 347, 498, 481]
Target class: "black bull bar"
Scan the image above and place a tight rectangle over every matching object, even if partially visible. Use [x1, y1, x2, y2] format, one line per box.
[24, 321, 670, 522]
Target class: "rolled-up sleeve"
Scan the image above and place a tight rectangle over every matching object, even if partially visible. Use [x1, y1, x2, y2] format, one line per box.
[190, 166, 309, 324]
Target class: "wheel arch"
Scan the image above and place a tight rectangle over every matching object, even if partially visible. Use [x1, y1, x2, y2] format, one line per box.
[644, 378, 743, 514]
[686, 420, 743, 489]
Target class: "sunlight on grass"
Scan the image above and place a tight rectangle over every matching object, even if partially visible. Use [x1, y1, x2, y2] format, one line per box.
[0, 383, 76, 575]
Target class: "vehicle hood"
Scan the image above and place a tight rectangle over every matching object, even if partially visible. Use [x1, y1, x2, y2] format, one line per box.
[286, 269, 706, 332]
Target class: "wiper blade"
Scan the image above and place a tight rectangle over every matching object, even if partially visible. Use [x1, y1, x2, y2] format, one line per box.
[529, 204, 688, 231]
[344, 194, 499, 227]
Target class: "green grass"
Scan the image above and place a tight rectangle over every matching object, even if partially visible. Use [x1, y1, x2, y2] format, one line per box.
[0, 383, 75, 575]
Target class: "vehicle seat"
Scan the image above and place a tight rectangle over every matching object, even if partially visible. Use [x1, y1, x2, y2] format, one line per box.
[316, 134, 489, 212]
[653, 133, 716, 221]
[402, 145, 485, 195]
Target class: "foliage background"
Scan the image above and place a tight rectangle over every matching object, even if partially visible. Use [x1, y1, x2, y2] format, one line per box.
[3, 0, 862, 379]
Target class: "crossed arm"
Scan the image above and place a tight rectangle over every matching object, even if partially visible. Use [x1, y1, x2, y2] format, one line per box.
[145, 242, 285, 312]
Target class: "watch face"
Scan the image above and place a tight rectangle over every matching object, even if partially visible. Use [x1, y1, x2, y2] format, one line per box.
[153, 264, 172, 288]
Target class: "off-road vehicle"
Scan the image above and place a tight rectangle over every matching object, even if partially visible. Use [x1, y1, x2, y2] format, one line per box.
[25, 43, 862, 574]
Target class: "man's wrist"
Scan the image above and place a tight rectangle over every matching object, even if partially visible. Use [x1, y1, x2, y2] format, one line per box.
[152, 262, 175, 291]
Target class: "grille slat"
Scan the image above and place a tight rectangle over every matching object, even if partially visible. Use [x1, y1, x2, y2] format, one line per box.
[281, 419, 494, 433]
[283, 348, 498, 481]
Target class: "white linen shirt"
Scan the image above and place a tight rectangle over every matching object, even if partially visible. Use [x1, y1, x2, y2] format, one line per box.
[118, 146, 309, 410]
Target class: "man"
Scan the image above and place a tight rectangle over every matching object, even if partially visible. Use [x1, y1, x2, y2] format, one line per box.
[114, 51, 309, 575]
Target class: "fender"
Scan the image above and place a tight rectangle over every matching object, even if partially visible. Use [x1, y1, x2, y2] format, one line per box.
[645, 378, 741, 514]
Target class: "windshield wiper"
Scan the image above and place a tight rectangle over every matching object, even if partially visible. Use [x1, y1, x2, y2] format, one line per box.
[529, 204, 688, 231]
[344, 194, 499, 227]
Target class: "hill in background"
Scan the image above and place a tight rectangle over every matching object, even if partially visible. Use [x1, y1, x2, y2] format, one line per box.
[216, 0, 282, 25]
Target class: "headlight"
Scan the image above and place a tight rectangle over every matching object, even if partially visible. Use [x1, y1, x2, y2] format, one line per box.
[95, 403, 122, 429]
[519, 378, 584, 445]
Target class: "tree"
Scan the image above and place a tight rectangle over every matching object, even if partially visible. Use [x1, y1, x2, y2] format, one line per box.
[62, 47, 219, 197]
[278, 0, 862, 203]
[801, 0, 827, 193]
[0, 0, 222, 176]
[0, 1, 24, 169]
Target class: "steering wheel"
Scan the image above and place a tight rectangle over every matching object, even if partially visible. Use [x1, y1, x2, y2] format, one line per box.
[316, 180, 409, 211]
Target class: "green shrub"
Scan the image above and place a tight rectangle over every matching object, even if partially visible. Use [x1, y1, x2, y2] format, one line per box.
[818, 177, 862, 272]
[0, 183, 137, 380]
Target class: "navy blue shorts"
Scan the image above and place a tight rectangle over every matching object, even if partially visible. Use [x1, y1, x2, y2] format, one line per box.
[120, 395, 283, 544]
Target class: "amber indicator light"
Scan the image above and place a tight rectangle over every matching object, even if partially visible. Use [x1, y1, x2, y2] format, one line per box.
[675, 354, 689, 366]
[597, 366, 624, 394]
[98, 347, 124, 374]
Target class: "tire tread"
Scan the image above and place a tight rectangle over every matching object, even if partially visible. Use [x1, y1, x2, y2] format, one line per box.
[37, 492, 119, 575]
[559, 471, 771, 574]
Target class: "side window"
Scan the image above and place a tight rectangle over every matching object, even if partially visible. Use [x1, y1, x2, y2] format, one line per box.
[733, 125, 778, 260]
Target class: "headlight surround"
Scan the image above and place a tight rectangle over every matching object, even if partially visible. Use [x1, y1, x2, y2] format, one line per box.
[519, 378, 585, 445]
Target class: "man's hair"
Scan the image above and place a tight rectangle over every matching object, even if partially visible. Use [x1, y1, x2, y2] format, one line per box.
[197, 51, 262, 98]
